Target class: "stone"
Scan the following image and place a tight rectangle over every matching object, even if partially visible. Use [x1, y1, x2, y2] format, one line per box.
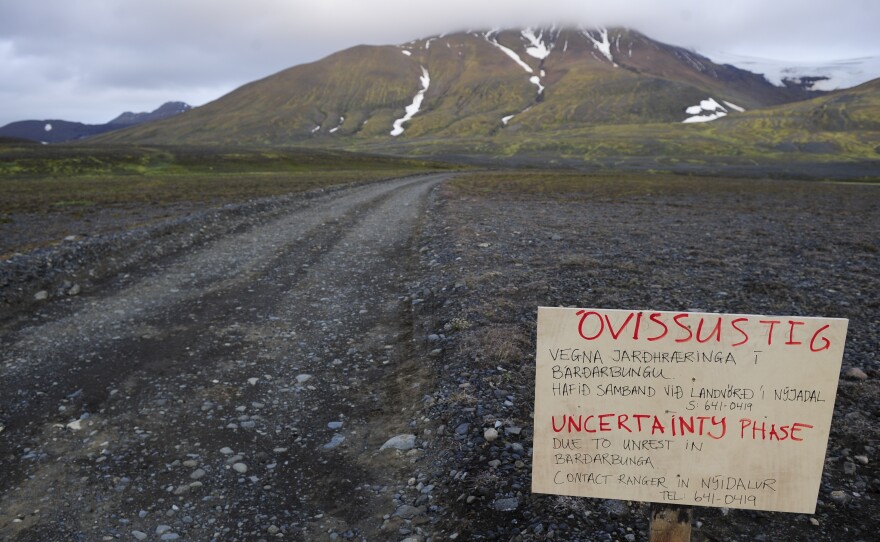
[845, 367, 868, 381]
[323, 434, 346, 450]
[393, 504, 425, 519]
[190, 468, 206, 480]
[830, 490, 851, 504]
[156, 525, 172, 535]
[68, 284, 81, 296]
[34, 290, 48, 301]
[220, 447, 234, 455]
[380, 434, 416, 451]
[493, 497, 519, 511]
[132, 531, 148, 541]
[601, 499, 629, 518]
[483, 428, 499, 442]
[810, 518, 820, 526]
[232, 462, 248, 473]
[855, 455, 869, 465]
[327, 421, 343, 430]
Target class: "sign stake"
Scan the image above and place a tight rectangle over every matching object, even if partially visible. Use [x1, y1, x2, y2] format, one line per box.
[649, 504, 692, 542]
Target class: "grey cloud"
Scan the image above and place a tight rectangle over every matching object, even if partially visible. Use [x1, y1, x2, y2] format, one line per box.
[1, 0, 878, 126]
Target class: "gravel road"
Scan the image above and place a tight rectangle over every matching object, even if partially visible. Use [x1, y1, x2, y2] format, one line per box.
[0, 173, 453, 541]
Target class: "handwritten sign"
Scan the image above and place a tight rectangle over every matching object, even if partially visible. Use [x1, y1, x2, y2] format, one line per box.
[532, 307, 848, 514]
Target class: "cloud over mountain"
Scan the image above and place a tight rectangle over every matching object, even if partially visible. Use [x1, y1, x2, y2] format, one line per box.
[1, 0, 878, 126]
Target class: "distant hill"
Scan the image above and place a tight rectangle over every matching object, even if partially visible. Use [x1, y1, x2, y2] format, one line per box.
[0, 102, 191, 143]
[107, 101, 192, 126]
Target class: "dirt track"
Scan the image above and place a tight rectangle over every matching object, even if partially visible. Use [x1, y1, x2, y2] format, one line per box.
[0, 174, 452, 541]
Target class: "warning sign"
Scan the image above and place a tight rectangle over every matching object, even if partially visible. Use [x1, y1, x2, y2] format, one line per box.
[532, 307, 848, 514]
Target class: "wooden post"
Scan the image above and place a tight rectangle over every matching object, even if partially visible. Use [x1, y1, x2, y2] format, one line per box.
[650, 504, 692, 542]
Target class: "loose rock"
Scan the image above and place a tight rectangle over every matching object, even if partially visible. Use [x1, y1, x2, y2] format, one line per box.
[845, 367, 868, 380]
[380, 434, 417, 451]
[493, 498, 519, 512]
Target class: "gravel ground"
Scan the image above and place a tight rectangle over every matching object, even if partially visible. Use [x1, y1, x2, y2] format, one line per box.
[0, 174, 453, 541]
[1, 172, 878, 541]
[411, 176, 879, 541]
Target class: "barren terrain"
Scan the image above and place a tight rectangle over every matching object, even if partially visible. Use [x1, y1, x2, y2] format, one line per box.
[1, 171, 878, 541]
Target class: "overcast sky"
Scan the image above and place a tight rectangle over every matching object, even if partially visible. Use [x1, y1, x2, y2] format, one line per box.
[2, 0, 879, 126]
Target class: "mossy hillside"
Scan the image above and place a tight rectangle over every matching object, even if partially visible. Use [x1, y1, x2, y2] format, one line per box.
[0, 144, 454, 214]
[391, 34, 539, 138]
[98, 46, 425, 145]
[95, 28, 831, 149]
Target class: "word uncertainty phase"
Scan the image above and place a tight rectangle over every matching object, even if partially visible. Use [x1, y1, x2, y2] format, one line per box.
[532, 307, 848, 514]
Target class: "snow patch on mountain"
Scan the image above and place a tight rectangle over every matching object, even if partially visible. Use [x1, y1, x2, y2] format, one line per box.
[722, 101, 745, 113]
[485, 31, 534, 74]
[521, 28, 552, 60]
[401, 50, 412, 57]
[329, 116, 344, 134]
[390, 66, 430, 136]
[682, 98, 729, 123]
[502, 114, 515, 125]
[583, 28, 617, 67]
[529, 75, 545, 94]
[484, 30, 551, 99]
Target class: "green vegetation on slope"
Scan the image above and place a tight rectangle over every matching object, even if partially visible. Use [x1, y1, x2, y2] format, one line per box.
[0, 143, 453, 214]
[448, 170, 880, 203]
[84, 29, 879, 170]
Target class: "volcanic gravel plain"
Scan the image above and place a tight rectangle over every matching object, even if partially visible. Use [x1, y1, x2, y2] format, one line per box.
[1, 172, 878, 541]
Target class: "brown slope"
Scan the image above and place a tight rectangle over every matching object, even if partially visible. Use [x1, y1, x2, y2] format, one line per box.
[99, 45, 426, 145]
[97, 27, 828, 147]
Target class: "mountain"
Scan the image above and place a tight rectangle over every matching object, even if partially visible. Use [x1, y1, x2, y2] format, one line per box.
[107, 101, 192, 126]
[0, 102, 191, 143]
[0, 120, 112, 144]
[93, 27, 880, 165]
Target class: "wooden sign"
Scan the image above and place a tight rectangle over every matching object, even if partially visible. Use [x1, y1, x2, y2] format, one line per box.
[532, 307, 848, 514]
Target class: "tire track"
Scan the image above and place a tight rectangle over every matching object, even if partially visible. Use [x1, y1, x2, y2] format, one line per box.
[0, 173, 452, 541]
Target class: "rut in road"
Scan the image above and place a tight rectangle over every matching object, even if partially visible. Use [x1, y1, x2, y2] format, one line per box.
[0, 173, 453, 541]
